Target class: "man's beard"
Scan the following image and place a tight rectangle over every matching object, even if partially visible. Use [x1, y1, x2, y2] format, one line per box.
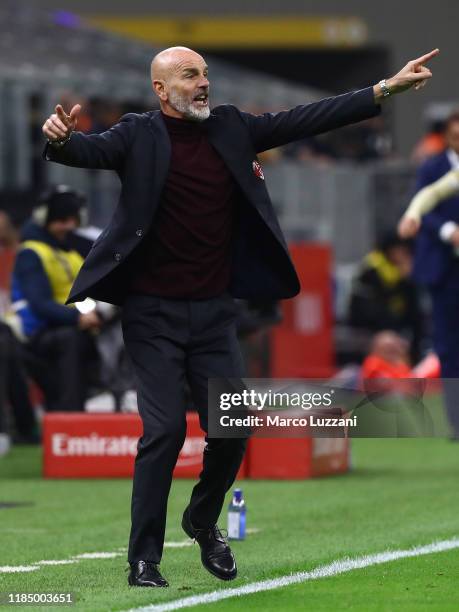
[168, 89, 210, 122]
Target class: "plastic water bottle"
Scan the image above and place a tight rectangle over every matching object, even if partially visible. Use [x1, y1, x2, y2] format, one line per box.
[227, 488, 246, 540]
[0, 433, 11, 457]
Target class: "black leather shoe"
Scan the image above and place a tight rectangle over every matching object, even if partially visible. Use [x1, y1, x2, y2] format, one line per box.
[182, 506, 237, 580]
[128, 561, 169, 587]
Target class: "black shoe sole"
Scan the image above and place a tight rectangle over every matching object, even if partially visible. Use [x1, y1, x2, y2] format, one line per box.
[128, 576, 169, 587]
[203, 563, 237, 581]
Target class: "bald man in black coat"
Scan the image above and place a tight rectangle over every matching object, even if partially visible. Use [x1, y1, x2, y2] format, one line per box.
[42, 45, 438, 587]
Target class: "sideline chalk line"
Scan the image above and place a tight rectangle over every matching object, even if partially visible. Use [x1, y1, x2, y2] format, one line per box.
[124, 536, 459, 612]
[0, 541, 192, 574]
[0, 528, 263, 574]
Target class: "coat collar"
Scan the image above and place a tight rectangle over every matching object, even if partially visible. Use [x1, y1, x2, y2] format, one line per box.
[146, 108, 240, 183]
[145, 108, 265, 218]
[147, 112, 171, 197]
[147, 108, 217, 132]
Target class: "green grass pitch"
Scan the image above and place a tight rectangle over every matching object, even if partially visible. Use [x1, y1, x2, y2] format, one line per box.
[1, 438, 459, 611]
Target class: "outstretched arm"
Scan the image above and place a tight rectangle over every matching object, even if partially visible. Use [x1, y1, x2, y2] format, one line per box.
[398, 169, 459, 238]
[240, 87, 380, 153]
[42, 104, 137, 170]
[241, 49, 439, 153]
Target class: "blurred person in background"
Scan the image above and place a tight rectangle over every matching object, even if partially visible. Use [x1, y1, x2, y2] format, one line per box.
[41, 44, 438, 587]
[0, 210, 19, 312]
[348, 233, 422, 363]
[398, 120, 459, 438]
[356, 331, 430, 438]
[0, 321, 40, 444]
[411, 118, 446, 164]
[398, 111, 459, 439]
[361, 330, 412, 380]
[10, 186, 101, 412]
[0, 210, 18, 249]
[0, 211, 39, 445]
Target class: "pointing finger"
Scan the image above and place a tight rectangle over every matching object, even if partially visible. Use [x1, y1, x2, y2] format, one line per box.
[69, 104, 82, 121]
[413, 48, 439, 66]
[55, 104, 71, 126]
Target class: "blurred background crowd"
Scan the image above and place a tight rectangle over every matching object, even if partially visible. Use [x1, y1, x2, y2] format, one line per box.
[0, 0, 458, 449]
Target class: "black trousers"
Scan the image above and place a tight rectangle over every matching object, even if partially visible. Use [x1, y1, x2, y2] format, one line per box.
[121, 292, 247, 564]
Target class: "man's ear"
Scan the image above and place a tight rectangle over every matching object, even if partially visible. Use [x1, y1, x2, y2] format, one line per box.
[153, 79, 167, 101]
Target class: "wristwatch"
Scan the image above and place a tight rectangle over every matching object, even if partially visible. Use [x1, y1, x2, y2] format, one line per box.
[379, 79, 392, 97]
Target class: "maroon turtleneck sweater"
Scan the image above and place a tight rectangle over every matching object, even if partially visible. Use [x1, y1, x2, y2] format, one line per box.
[129, 112, 237, 299]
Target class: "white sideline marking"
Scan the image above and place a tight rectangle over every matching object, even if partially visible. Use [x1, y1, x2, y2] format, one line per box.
[38, 559, 77, 565]
[0, 541, 191, 573]
[74, 552, 120, 559]
[0, 565, 40, 573]
[124, 537, 459, 612]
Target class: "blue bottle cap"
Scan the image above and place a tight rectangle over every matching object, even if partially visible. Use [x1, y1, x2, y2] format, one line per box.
[234, 488, 242, 502]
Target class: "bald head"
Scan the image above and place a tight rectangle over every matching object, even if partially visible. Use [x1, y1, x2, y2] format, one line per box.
[151, 46, 205, 81]
[370, 331, 409, 363]
[151, 46, 210, 121]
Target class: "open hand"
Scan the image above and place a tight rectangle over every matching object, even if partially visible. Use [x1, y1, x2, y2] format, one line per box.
[42, 104, 81, 141]
[387, 49, 439, 95]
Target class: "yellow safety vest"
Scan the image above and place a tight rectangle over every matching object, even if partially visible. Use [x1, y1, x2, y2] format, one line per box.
[364, 250, 401, 288]
[21, 240, 84, 305]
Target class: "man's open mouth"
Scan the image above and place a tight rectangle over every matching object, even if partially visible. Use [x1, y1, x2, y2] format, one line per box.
[193, 93, 209, 106]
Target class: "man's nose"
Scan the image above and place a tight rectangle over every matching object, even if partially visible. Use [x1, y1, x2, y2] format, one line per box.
[199, 76, 209, 88]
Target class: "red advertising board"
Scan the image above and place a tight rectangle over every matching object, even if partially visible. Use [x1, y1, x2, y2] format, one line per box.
[43, 412, 348, 480]
[271, 243, 334, 378]
[0, 248, 15, 315]
[247, 436, 349, 479]
[43, 412, 247, 479]
[43, 413, 349, 479]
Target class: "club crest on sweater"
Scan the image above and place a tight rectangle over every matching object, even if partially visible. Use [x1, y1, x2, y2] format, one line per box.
[252, 160, 265, 180]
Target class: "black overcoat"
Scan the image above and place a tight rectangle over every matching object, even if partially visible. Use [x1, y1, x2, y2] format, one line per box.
[43, 87, 380, 305]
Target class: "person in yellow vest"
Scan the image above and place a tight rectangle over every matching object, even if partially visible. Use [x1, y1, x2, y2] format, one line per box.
[11, 186, 101, 411]
[348, 233, 423, 363]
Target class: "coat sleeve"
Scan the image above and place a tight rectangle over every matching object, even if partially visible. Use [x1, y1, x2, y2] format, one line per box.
[42, 113, 138, 171]
[239, 87, 381, 153]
